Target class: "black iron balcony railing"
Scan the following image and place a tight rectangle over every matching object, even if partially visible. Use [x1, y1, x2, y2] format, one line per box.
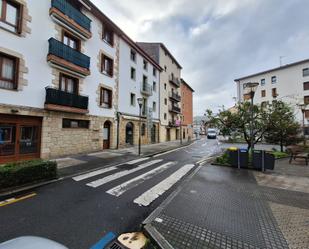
[169, 75, 180, 87]
[45, 87, 88, 110]
[170, 92, 181, 102]
[51, 0, 91, 31]
[48, 38, 90, 69]
[141, 82, 153, 96]
[170, 105, 181, 113]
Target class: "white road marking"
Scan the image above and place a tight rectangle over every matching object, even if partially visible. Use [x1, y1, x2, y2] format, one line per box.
[106, 162, 176, 197]
[127, 157, 149, 165]
[133, 164, 195, 206]
[86, 159, 163, 188]
[73, 166, 117, 181]
[153, 143, 195, 158]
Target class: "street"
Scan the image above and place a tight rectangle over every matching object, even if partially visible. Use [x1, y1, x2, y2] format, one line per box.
[0, 138, 220, 249]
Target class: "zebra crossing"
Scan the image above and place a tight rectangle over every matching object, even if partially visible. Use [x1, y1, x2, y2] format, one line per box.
[72, 157, 195, 206]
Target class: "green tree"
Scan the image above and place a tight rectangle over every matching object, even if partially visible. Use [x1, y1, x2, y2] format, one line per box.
[265, 101, 301, 152]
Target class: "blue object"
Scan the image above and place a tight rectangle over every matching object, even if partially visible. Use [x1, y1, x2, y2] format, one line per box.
[90, 232, 116, 249]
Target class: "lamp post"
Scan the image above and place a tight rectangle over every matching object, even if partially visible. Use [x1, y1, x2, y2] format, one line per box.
[298, 103, 306, 145]
[244, 82, 259, 153]
[137, 98, 143, 156]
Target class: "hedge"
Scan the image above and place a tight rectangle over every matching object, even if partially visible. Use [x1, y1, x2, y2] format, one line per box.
[0, 159, 57, 190]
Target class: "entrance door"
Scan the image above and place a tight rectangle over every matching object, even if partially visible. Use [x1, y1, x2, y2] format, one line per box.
[151, 124, 156, 143]
[103, 121, 111, 149]
[167, 128, 171, 141]
[126, 122, 134, 145]
[0, 115, 42, 163]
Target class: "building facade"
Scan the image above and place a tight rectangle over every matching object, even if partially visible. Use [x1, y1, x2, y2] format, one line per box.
[180, 79, 194, 141]
[235, 58, 309, 127]
[0, 0, 162, 163]
[137, 43, 183, 142]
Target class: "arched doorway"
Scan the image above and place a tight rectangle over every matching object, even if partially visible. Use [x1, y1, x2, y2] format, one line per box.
[103, 121, 112, 149]
[126, 122, 134, 145]
[151, 124, 156, 143]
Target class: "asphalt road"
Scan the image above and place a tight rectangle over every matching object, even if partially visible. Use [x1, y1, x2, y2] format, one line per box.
[0, 137, 220, 249]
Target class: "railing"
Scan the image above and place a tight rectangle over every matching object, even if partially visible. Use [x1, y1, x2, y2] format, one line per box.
[141, 82, 153, 96]
[170, 92, 181, 102]
[45, 87, 88, 110]
[48, 38, 90, 69]
[169, 120, 180, 127]
[169, 75, 180, 87]
[170, 105, 181, 113]
[51, 0, 91, 31]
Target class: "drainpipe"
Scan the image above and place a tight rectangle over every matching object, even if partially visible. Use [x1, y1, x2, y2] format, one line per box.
[116, 112, 120, 149]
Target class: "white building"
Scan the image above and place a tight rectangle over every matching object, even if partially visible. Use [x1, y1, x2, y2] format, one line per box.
[235, 58, 309, 126]
[0, 0, 161, 163]
[137, 43, 182, 142]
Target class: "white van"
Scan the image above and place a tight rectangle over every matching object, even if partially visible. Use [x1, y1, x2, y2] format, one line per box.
[207, 128, 217, 139]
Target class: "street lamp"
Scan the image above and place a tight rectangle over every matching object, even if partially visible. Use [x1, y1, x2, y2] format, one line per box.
[298, 103, 307, 145]
[244, 82, 259, 153]
[137, 98, 143, 156]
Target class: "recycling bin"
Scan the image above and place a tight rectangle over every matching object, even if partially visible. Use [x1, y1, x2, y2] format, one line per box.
[239, 148, 248, 168]
[264, 152, 275, 170]
[228, 147, 238, 167]
[253, 150, 275, 171]
[253, 150, 263, 170]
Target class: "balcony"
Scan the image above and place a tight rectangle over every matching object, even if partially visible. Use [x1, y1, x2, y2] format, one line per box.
[169, 105, 181, 114]
[168, 120, 181, 127]
[44, 87, 89, 114]
[169, 92, 181, 102]
[141, 82, 153, 96]
[50, 0, 92, 39]
[47, 38, 90, 77]
[169, 75, 180, 87]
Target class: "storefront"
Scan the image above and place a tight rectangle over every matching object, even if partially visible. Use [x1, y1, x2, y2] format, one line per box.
[0, 114, 42, 163]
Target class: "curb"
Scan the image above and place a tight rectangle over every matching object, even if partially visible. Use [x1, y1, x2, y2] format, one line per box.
[0, 141, 197, 199]
[142, 162, 205, 248]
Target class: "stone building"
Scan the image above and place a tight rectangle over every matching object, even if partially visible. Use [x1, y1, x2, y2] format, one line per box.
[0, 0, 161, 163]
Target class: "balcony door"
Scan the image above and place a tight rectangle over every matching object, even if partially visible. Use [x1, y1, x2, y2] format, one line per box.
[60, 73, 78, 94]
[0, 115, 42, 163]
[62, 31, 81, 51]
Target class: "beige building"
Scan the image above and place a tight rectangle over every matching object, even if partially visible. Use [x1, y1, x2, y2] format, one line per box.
[137, 43, 182, 142]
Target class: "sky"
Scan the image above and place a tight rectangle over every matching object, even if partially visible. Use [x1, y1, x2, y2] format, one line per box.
[92, 0, 309, 116]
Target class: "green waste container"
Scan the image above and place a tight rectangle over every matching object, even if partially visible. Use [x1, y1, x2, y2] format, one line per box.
[228, 148, 238, 167]
[239, 149, 248, 168]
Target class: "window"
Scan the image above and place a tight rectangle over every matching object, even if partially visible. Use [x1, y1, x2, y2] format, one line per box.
[101, 55, 113, 77]
[63, 32, 80, 50]
[143, 75, 148, 84]
[261, 101, 268, 108]
[153, 68, 157, 77]
[303, 68, 309, 77]
[0, 0, 22, 33]
[164, 98, 167, 105]
[304, 96, 309, 105]
[130, 93, 136, 106]
[164, 66, 167, 72]
[272, 88, 277, 98]
[164, 83, 167, 90]
[59, 73, 78, 94]
[153, 82, 156, 92]
[261, 79, 265, 86]
[271, 76, 277, 84]
[304, 82, 309, 91]
[164, 113, 167, 120]
[130, 67, 136, 80]
[305, 110, 309, 119]
[102, 25, 114, 46]
[243, 93, 251, 100]
[141, 123, 146, 136]
[130, 50, 136, 62]
[62, 119, 89, 129]
[0, 52, 18, 90]
[153, 101, 156, 112]
[100, 87, 112, 108]
[261, 90, 266, 97]
[143, 60, 148, 71]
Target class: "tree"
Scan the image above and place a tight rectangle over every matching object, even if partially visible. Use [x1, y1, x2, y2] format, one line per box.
[264, 101, 301, 152]
[205, 101, 301, 151]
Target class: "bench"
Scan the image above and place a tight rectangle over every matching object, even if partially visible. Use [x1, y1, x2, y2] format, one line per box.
[287, 145, 309, 166]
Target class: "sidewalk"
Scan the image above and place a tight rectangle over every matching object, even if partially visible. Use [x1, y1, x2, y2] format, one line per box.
[143, 159, 309, 249]
[55, 139, 194, 178]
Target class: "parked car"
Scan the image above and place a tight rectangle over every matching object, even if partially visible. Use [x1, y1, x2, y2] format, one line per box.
[0, 236, 69, 249]
[207, 128, 217, 139]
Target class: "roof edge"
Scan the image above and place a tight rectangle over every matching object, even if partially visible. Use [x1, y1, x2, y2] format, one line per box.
[181, 78, 194, 92]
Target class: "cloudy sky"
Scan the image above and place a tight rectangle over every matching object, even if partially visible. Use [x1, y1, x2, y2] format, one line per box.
[92, 0, 309, 116]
